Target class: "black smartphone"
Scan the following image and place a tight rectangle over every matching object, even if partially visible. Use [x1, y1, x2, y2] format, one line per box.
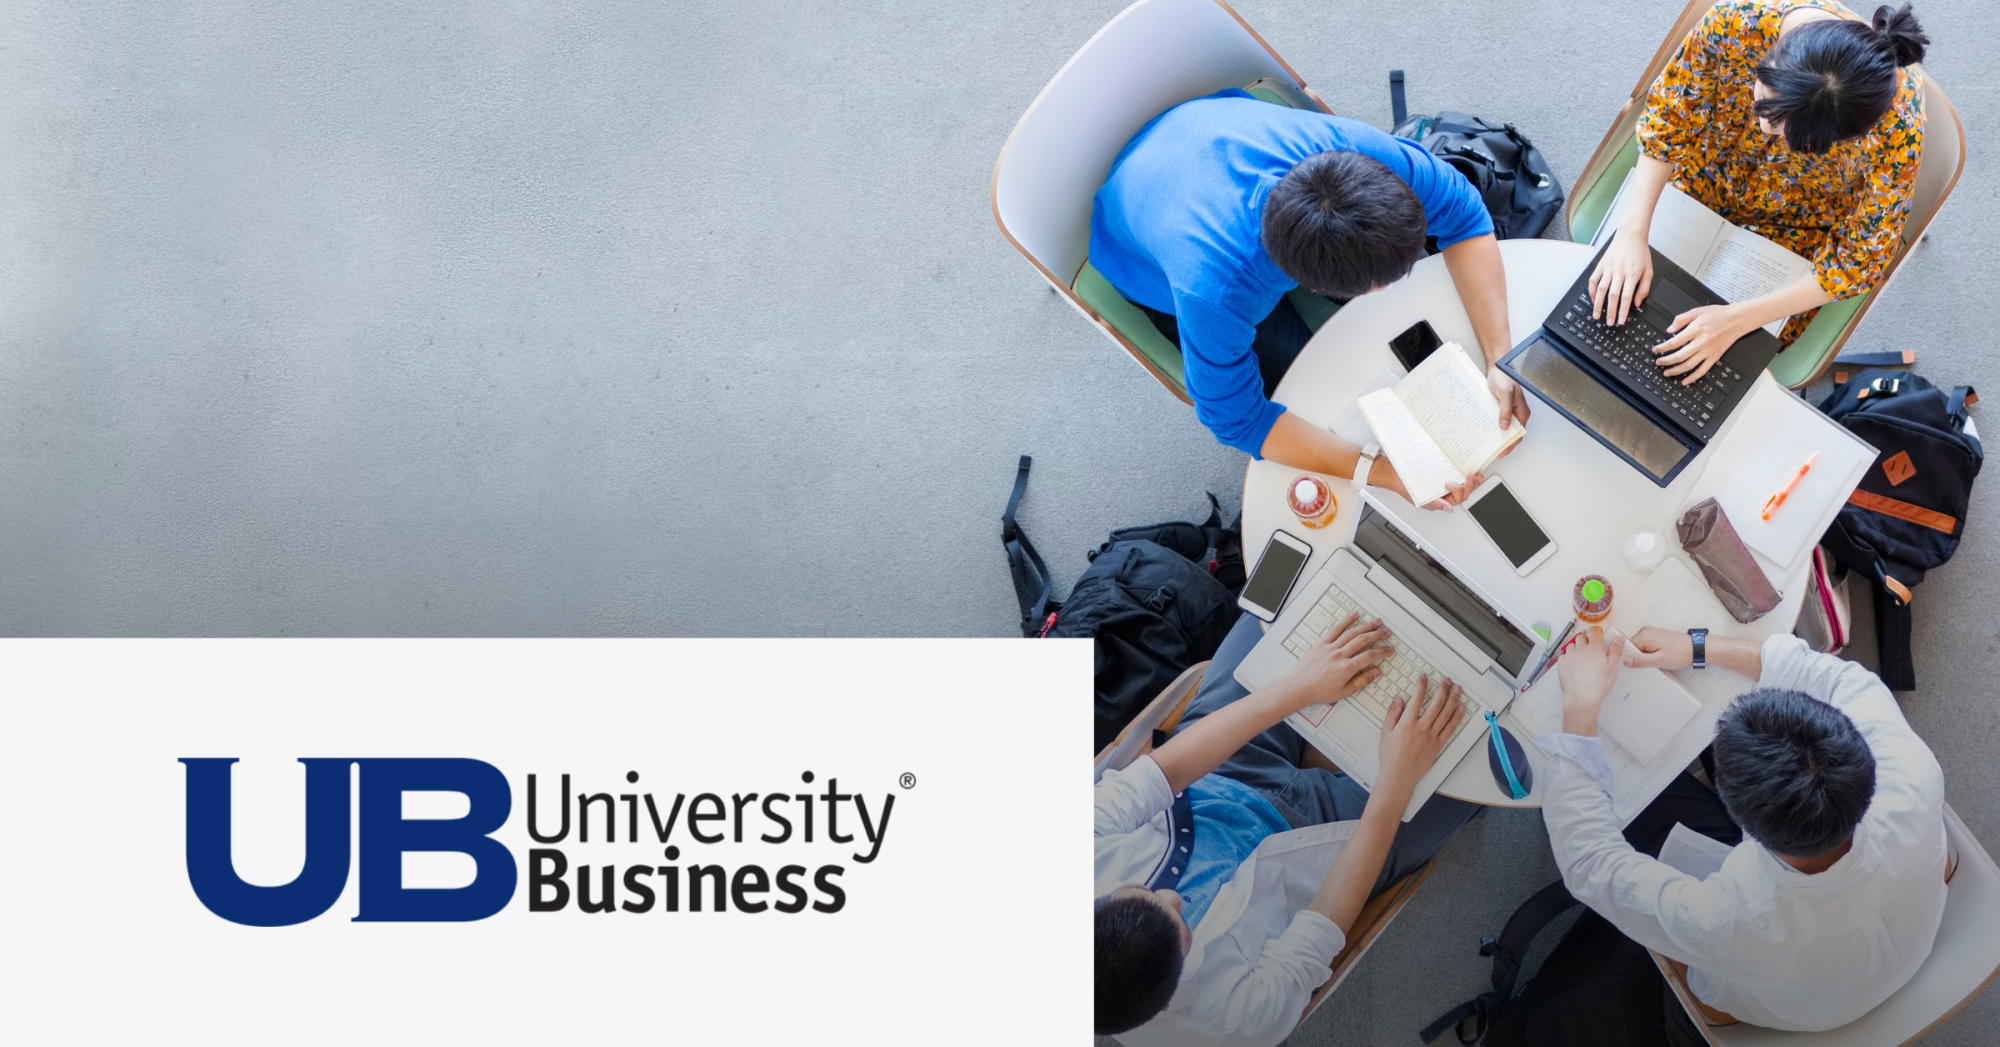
[1389, 320, 1443, 372]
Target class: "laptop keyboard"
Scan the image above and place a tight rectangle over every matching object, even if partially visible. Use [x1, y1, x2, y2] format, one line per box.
[1284, 583, 1476, 744]
[1555, 290, 1747, 440]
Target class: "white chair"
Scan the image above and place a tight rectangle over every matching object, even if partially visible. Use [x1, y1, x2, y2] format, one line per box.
[1652, 803, 2000, 1046]
[990, 0, 1331, 403]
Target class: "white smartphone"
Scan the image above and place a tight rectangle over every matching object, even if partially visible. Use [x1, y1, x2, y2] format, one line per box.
[1239, 530, 1314, 622]
[1463, 479, 1559, 576]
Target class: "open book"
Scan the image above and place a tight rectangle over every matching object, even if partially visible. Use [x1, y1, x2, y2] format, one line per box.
[1592, 171, 1815, 336]
[1357, 342, 1524, 505]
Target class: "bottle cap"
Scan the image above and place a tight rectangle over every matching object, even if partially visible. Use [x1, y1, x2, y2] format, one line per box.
[1583, 579, 1606, 602]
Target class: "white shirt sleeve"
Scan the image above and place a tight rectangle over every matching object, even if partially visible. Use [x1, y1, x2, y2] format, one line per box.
[1207, 909, 1347, 1047]
[1096, 755, 1174, 839]
[1538, 732, 1745, 974]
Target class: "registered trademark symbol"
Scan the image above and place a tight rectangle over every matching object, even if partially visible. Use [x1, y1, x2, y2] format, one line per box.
[899, 772, 916, 790]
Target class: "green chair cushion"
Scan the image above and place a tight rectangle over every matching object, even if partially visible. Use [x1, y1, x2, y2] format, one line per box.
[1075, 262, 1186, 395]
[1768, 293, 1864, 388]
[1568, 136, 1639, 246]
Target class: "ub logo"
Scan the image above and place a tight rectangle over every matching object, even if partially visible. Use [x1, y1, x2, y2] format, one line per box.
[180, 758, 518, 927]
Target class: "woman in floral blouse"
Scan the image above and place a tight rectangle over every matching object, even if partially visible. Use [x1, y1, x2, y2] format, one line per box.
[1590, 1, 1929, 383]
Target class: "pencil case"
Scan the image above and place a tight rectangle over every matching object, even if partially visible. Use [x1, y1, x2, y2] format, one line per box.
[1676, 498, 1782, 623]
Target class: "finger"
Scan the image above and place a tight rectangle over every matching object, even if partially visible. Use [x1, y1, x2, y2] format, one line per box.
[1662, 351, 1706, 378]
[1605, 631, 1628, 663]
[1383, 696, 1407, 729]
[1421, 679, 1455, 725]
[1637, 270, 1652, 308]
[1615, 277, 1636, 327]
[1347, 666, 1383, 692]
[1653, 333, 1695, 360]
[1590, 268, 1607, 320]
[1681, 357, 1716, 386]
[1421, 498, 1449, 512]
[1333, 626, 1391, 658]
[1349, 645, 1396, 669]
[1319, 611, 1361, 646]
[1666, 310, 1695, 334]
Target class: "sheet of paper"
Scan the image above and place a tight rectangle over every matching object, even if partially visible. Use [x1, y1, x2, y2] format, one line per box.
[1597, 665, 1701, 765]
[1612, 557, 1755, 709]
[1358, 388, 1460, 506]
[1659, 822, 1736, 881]
[1701, 235, 1814, 336]
[1393, 343, 1524, 475]
[1687, 379, 1877, 571]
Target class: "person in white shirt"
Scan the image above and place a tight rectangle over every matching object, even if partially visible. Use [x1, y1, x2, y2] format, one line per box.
[1095, 611, 1476, 1046]
[1536, 624, 1946, 1036]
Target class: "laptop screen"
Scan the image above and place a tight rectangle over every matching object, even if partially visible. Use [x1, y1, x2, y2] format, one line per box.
[1353, 508, 1537, 679]
[1513, 336, 1691, 480]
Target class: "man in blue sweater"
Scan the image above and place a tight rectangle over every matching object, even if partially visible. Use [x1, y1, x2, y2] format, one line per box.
[1091, 91, 1526, 508]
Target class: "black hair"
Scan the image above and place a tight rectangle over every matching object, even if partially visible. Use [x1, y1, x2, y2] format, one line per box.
[1753, 4, 1929, 154]
[1095, 894, 1184, 1035]
[1713, 688, 1876, 858]
[1261, 150, 1428, 299]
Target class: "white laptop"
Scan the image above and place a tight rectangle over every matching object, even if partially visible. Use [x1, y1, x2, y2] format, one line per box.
[1234, 491, 1547, 819]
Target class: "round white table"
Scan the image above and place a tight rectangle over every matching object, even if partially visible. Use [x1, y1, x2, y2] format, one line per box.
[1241, 239, 1814, 806]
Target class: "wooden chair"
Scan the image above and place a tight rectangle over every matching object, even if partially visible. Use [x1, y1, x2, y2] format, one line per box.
[1651, 803, 2000, 1046]
[1564, 0, 1965, 389]
[991, 0, 1333, 404]
[1093, 658, 1438, 1034]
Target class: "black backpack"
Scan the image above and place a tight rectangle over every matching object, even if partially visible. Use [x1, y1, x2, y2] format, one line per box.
[1389, 71, 1566, 241]
[1817, 370, 1982, 690]
[1001, 457, 1242, 750]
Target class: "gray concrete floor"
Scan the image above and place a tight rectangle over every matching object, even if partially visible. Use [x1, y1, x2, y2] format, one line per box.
[3, 0, 1998, 1041]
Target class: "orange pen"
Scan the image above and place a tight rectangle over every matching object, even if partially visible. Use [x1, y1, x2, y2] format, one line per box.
[1762, 452, 1820, 520]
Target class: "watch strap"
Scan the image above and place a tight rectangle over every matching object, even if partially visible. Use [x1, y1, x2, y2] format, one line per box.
[1355, 441, 1380, 490]
[1689, 627, 1708, 669]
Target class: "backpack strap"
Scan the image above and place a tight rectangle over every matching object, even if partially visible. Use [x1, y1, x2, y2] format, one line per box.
[1420, 879, 1579, 1044]
[1389, 69, 1407, 128]
[1948, 386, 1977, 430]
[1002, 455, 1057, 636]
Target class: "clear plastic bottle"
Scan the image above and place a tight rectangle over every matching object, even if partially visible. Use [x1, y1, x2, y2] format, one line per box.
[1288, 475, 1338, 529]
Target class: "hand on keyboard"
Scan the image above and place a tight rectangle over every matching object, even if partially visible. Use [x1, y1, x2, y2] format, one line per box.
[1378, 674, 1470, 797]
[1652, 302, 1758, 385]
[1271, 611, 1397, 713]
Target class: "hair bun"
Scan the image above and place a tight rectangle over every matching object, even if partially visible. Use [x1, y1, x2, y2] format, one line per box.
[1873, 3, 1929, 66]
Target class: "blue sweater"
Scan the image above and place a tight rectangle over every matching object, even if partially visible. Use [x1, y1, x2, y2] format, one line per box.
[1089, 92, 1493, 455]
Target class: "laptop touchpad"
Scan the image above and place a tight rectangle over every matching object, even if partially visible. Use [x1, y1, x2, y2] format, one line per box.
[1648, 278, 1701, 318]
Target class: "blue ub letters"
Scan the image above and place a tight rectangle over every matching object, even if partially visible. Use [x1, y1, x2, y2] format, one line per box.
[180, 757, 518, 926]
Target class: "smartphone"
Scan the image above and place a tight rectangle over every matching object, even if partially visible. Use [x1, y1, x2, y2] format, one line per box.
[1389, 320, 1444, 372]
[1239, 530, 1314, 622]
[1463, 479, 1559, 576]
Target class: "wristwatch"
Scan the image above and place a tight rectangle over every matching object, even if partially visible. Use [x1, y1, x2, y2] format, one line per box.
[1689, 627, 1708, 669]
[1355, 441, 1380, 490]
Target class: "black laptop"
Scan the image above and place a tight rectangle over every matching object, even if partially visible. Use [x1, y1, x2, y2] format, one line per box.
[1498, 242, 1784, 486]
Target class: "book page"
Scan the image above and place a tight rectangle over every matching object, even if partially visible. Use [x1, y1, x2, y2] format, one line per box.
[1700, 233, 1816, 336]
[1591, 173, 1725, 273]
[1647, 184, 1727, 276]
[1392, 343, 1525, 476]
[1357, 388, 1460, 506]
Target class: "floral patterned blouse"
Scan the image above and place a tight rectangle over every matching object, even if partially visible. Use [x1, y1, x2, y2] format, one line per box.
[1636, 0, 1924, 344]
